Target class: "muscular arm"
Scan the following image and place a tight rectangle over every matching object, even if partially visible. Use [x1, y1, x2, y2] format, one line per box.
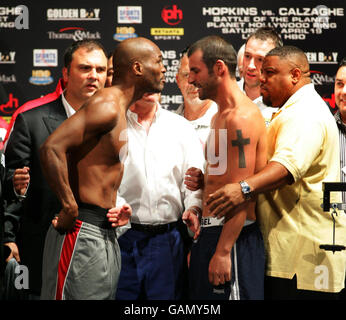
[40, 93, 119, 232]
[40, 128, 78, 230]
[209, 206, 247, 285]
[206, 161, 293, 218]
[207, 154, 292, 285]
[248, 160, 293, 194]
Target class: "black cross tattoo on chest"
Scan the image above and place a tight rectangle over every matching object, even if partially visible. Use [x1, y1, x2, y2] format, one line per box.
[231, 129, 250, 168]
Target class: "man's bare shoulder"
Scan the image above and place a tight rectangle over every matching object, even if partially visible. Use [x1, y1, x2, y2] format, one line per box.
[239, 95, 263, 117]
[83, 87, 125, 115]
[224, 100, 261, 122]
[75, 87, 128, 134]
[90, 86, 121, 105]
[222, 97, 266, 135]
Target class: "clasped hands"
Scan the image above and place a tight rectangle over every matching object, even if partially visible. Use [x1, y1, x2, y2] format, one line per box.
[184, 167, 246, 218]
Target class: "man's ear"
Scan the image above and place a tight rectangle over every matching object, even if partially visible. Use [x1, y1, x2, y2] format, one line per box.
[291, 67, 301, 84]
[213, 59, 226, 76]
[175, 73, 180, 86]
[133, 61, 143, 76]
[62, 67, 69, 83]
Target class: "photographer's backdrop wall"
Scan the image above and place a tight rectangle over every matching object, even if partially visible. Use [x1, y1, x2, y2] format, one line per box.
[0, 0, 344, 121]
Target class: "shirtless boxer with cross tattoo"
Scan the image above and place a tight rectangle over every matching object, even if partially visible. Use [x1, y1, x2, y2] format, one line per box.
[183, 36, 267, 300]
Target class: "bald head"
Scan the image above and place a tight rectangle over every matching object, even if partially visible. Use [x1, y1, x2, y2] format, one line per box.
[110, 37, 166, 99]
[112, 37, 161, 82]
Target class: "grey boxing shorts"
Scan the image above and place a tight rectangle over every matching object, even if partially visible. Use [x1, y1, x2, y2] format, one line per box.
[40, 203, 121, 300]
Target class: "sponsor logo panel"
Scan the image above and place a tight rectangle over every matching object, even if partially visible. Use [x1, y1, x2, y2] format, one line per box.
[161, 5, 183, 25]
[151, 5, 184, 41]
[117, 6, 142, 24]
[0, 93, 19, 114]
[113, 26, 138, 41]
[0, 73, 16, 83]
[46, 8, 100, 21]
[33, 49, 58, 67]
[306, 51, 339, 64]
[202, 5, 343, 40]
[0, 51, 16, 64]
[47, 27, 101, 41]
[29, 70, 54, 86]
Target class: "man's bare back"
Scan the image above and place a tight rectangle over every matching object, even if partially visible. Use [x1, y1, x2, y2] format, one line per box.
[65, 87, 129, 210]
[40, 37, 166, 233]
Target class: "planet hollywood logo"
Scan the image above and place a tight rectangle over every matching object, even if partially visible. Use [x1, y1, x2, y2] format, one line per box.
[47, 8, 100, 21]
[47, 27, 101, 41]
[152, 5, 184, 40]
[0, 93, 19, 114]
[161, 5, 183, 25]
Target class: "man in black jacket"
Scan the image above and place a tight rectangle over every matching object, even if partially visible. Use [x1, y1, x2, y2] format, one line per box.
[3, 39, 108, 299]
[0, 150, 8, 298]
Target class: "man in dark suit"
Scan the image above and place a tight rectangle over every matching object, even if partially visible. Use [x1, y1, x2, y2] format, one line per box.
[0, 150, 8, 299]
[3, 39, 108, 299]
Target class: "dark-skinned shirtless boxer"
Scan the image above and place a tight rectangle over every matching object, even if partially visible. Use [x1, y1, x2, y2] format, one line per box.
[39, 37, 166, 300]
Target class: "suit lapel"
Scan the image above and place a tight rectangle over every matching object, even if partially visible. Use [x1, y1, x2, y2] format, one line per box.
[42, 97, 68, 135]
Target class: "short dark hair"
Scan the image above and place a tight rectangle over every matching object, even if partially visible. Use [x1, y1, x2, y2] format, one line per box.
[179, 45, 190, 58]
[188, 35, 237, 77]
[266, 45, 306, 60]
[63, 40, 107, 69]
[266, 45, 310, 74]
[338, 57, 346, 69]
[246, 26, 283, 48]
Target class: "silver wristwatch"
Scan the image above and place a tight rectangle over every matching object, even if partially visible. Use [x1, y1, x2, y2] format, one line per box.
[239, 180, 252, 200]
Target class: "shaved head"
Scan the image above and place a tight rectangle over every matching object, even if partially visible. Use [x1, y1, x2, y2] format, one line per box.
[112, 37, 162, 82]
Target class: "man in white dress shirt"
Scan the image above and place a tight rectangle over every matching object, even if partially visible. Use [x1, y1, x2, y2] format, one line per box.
[175, 50, 217, 195]
[115, 93, 204, 300]
[175, 50, 217, 147]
